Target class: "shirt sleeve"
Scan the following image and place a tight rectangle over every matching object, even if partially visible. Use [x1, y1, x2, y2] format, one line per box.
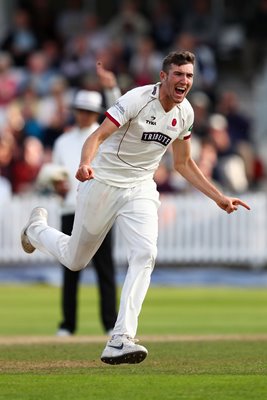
[178, 104, 194, 140]
[105, 87, 143, 128]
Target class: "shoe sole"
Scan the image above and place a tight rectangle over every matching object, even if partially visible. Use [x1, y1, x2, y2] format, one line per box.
[101, 350, 147, 365]
[21, 207, 48, 254]
[21, 228, 36, 253]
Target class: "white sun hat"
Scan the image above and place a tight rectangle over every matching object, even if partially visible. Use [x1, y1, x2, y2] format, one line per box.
[72, 90, 104, 113]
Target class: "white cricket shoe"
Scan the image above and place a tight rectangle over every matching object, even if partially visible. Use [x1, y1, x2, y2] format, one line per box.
[101, 334, 148, 365]
[21, 207, 48, 253]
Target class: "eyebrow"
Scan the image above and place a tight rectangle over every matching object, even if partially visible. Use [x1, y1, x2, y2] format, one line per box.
[174, 71, 194, 77]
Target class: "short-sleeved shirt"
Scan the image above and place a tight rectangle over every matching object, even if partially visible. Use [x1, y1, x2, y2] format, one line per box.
[92, 82, 194, 188]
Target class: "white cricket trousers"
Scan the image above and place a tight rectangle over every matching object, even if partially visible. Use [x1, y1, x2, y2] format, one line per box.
[27, 178, 160, 338]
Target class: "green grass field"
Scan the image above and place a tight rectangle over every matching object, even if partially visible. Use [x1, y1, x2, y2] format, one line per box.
[0, 284, 267, 399]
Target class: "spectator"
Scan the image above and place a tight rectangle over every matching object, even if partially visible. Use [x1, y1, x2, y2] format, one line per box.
[55, 0, 87, 42]
[20, 50, 61, 97]
[215, 90, 260, 187]
[3, 102, 25, 151]
[10, 136, 45, 194]
[60, 33, 95, 87]
[83, 13, 110, 55]
[0, 132, 15, 183]
[181, 0, 220, 47]
[216, 90, 251, 145]
[154, 161, 178, 194]
[189, 90, 211, 139]
[150, 1, 178, 50]
[1, 8, 38, 67]
[41, 39, 63, 71]
[26, 0, 57, 44]
[207, 113, 249, 193]
[243, 0, 267, 79]
[106, 0, 151, 64]
[0, 52, 21, 108]
[93, 45, 128, 90]
[129, 36, 162, 86]
[197, 136, 219, 182]
[13, 84, 49, 149]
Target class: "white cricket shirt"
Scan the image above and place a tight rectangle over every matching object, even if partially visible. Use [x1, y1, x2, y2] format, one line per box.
[92, 82, 194, 188]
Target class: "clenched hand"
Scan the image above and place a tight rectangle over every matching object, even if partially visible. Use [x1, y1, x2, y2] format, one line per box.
[75, 165, 94, 182]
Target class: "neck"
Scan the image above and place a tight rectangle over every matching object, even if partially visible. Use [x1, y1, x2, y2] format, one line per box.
[159, 87, 176, 112]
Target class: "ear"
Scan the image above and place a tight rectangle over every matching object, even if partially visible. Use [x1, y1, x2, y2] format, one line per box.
[160, 71, 167, 82]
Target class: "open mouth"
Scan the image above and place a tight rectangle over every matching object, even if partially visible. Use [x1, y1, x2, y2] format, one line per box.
[175, 87, 186, 95]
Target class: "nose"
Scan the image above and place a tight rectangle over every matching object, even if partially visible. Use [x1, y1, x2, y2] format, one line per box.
[179, 73, 187, 83]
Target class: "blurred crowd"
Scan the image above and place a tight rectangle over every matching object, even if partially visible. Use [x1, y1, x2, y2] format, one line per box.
[0, 0, 267, 202]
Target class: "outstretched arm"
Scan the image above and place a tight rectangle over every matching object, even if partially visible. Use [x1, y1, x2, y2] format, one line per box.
[75, 117, 118, 182]
[172, 138, 250, 213]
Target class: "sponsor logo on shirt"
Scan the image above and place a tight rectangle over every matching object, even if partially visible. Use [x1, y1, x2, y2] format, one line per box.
[146, 116, 156, 125]
[141, 132, 172, 146]
[152, 85, 157, 95]
[114, 101, 125, 115]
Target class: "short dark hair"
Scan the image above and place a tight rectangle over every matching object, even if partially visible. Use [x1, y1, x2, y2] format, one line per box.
[162, 51, 195, 73]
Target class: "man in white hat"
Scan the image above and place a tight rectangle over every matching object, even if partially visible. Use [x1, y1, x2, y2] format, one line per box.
[52, 62, 120, 337]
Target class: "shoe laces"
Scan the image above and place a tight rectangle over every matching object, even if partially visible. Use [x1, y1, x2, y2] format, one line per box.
[111, 334, 139, 344]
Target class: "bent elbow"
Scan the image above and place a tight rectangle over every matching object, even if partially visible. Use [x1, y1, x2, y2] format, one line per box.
[174, 156, 194, 176]
[174, 161, 187, 175]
